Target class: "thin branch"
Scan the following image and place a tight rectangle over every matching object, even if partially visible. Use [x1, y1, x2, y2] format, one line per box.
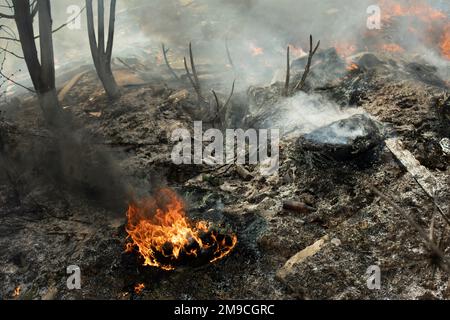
[184, 43, 204, 104]
[225, 38, 235, 71]
[106, 0, 116, 61]
[0, 13, 14, 19]
[0, 46, 23, 59]
[370, 185, 450, 273]
[0, 70, 36, 93]
[161, 43, 179, 81]
[293, 35, 320, 92]
[183, 57, 196, 92]
[189, 42, 202, 98]
[33, 6, 86, 40]
[211, 80, 235, 128]
[284, 46, 290, 96]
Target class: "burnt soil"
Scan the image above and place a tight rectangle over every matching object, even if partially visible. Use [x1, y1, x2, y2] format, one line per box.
[0, 52, 449, 300]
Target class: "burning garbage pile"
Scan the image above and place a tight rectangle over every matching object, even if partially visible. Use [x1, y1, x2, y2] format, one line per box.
[125, 189, 237, 271]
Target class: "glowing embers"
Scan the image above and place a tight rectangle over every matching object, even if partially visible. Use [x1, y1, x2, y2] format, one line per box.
[125, 189, 237, 271]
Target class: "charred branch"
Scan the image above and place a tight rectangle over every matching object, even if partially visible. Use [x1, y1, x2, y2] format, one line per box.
[225, 38, 236, 73]
[161, 43, 179, 81]
[211, 80, 235, 128]
[184, 42, 204, 105]
[293, 35, 320, 92]
[283, 46, 290, 97]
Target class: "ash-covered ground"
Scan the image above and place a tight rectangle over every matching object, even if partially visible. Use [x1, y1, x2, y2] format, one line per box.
[0, 47, 449, 300]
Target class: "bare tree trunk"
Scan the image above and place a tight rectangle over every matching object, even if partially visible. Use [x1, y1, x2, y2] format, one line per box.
[86, 0, 120, 99]
[13, 0, 62, 126]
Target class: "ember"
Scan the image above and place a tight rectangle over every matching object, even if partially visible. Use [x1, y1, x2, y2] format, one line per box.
[134, 283, 145, 295]
[12, 286, 21, 298]
[125, 189, 237, 271]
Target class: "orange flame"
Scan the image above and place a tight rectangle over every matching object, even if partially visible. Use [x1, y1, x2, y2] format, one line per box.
[346, 62, 359, 71]
[441, 23, 450, 60]
[125, 189, 237, 271]
[333, 42, 357, 59]
[381, 43, 405, 53]
[288, 44, 307, 59]
[378, 0, 449, 58]
[379, 0, 446, 23]
[250, 43, 264, 56]
[12, 286, 21, 298]
[134, 283, 145, 295]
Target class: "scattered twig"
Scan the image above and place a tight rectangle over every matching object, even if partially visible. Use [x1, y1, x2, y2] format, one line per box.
[370, 185, 450, 273]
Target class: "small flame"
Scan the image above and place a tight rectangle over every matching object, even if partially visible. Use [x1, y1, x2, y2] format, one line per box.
[441, 24, 450, 60]
[346, 62, 359, 71]
[250, 43, 264, 56]
[333, 42, 357, 58]
[381, 43, 405, 53]
[12, 286, 21, 298]
[125, 189, 237, 271]
[288, 44, 307, 59]
[134, 283, 145, 295]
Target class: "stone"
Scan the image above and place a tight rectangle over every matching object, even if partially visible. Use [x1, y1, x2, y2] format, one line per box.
[298, 114, 383, 162]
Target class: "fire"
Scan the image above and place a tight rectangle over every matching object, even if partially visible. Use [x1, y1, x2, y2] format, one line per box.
[379, 0, 446, 23]
[346, 62, 359, 71]
[441, 24, 450, 60]
[289, 44, 307, 59]
[381, 43, 405, 53]
[250, 43, 264, 56]
[333, 42, 357, 58]
[378, 0, 449, 59]
[12, 286, 21, 298]
[134, 283, 145, 295]
[125, 189, 237, 271]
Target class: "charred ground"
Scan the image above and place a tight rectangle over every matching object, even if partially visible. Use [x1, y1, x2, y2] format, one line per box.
[0, 48, 449, 300]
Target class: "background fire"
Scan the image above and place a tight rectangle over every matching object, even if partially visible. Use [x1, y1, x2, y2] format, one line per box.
[125, 189, 237, 271]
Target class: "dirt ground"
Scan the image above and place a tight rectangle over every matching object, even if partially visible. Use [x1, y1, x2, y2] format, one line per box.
[0, 51, 449, 300]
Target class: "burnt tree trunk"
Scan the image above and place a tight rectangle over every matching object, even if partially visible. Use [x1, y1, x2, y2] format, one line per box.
[13, 0, 62, 126]
[86, 0, 120, 99]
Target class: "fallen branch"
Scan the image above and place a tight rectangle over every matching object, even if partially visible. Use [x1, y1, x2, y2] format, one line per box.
[385, 138, 450, 228]
[58, 71, 88, 102]
[283, 200, 316, 214]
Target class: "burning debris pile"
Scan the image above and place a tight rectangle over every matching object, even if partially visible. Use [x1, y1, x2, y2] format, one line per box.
[125, 189, 237, 271]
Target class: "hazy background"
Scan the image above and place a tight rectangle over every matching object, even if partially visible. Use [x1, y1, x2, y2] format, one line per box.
[0, 0, 449, 96]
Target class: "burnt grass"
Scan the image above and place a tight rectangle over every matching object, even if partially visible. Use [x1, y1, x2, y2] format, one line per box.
[0, 52, 449, 300]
